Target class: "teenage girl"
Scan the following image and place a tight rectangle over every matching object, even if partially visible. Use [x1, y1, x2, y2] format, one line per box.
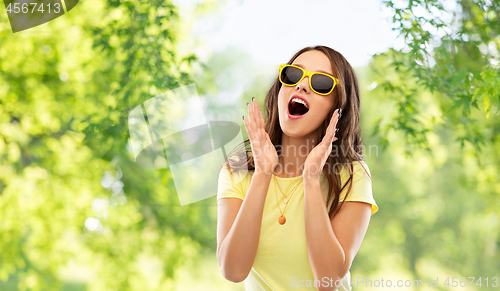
[216, 45, 378, 291]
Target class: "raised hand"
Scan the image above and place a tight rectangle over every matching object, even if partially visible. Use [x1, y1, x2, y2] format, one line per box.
[243, 98, 280, 176]
[302, 108, 341, 182]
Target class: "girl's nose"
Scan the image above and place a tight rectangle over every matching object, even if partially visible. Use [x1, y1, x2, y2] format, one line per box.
[295, 76, 310, 93]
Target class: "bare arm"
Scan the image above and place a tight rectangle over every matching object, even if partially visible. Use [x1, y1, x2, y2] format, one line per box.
[216, 97, 278, 282]
[301, 109, 372, 290]
[304, 180, 371, 291]
[216, 173, 272, 282]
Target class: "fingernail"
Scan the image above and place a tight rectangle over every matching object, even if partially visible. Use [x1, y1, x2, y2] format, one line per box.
[336, 128, 339, 134]
[242, 116, 244, 120]
[247, 102, 249, 106]
[252, 97, 255, 101]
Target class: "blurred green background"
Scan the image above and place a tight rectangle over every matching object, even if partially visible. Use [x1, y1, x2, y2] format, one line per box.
[0, 0, 499, 290]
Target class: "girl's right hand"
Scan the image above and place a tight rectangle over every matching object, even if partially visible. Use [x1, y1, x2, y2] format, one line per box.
[243, 98, 279, 176]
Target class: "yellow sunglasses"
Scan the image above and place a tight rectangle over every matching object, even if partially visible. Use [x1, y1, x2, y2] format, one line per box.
[279, 64, 339, 95]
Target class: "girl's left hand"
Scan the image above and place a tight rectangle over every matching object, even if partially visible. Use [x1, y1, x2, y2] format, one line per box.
[302, 108, 341, 183]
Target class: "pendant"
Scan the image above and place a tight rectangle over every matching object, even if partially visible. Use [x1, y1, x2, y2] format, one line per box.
[279, 216, 286, 225]
[283, 197, 288, 204]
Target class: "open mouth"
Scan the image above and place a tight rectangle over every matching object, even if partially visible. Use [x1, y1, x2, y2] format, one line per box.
[288, 97, 309, 116]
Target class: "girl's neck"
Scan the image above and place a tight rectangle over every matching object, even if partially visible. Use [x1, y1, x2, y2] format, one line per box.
[273, 129, 319, 178]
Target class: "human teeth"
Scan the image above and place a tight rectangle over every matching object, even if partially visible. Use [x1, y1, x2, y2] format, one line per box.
[291, 98, 308, 109]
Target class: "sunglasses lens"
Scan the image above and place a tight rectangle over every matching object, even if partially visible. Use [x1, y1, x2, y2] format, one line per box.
[311, 74, 334, 94]
[281, 66, 303, 85]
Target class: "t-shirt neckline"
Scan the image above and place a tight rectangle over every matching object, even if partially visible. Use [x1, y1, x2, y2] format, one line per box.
[271, 173, 303, 181]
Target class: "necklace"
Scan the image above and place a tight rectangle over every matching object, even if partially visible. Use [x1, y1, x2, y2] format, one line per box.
[273, 175, 303, 225]
[274, 178, 300, 204]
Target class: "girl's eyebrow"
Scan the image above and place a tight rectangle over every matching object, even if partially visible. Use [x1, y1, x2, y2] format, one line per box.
[293, 63, 334, 76]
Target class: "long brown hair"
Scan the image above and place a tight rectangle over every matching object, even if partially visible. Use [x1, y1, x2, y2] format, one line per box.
[220, 45, 370, 219]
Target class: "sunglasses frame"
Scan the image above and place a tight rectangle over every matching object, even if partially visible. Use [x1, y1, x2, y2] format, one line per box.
[279, 64, 339, 96]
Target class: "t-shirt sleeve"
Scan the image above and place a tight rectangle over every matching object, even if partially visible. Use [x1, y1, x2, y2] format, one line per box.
[340, 162, 379, 216]
[217, 164, 245, 201]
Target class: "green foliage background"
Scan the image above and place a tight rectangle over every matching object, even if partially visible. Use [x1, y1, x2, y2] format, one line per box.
[0, 0, 498, 290]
